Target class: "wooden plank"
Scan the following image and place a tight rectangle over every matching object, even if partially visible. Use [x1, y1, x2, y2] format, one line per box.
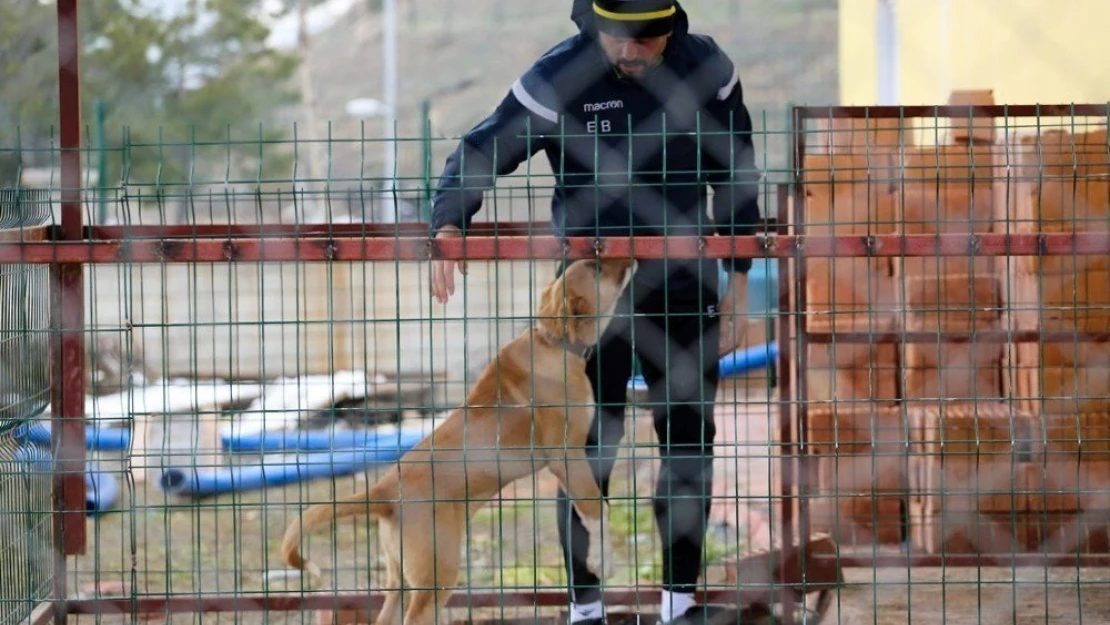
[723, 534, 843, 592]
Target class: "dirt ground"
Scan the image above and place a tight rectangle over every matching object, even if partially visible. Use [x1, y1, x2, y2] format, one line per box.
[64, 384, 1110, 625]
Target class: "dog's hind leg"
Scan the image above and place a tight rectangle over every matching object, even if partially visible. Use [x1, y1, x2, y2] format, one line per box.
[399, 503, 464, 625]
[373, 528, 405, 625]
[399, 588, 454, 625]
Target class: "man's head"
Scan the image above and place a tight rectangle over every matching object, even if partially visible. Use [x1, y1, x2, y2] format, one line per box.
[591, 0, 675, 77]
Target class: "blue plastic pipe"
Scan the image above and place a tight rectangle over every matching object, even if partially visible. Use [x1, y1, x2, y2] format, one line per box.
[159, 428, 428, 498]
[13, 444, 52, 472]
[223, 425, 417, 454]
[85, 468, 119, 516]
[13, 420, 132, 452]
[720, 341, 779, 378]
[628, 341, 778, 391]
[12, 445, 119, 516]
[226, 342, 775, 453]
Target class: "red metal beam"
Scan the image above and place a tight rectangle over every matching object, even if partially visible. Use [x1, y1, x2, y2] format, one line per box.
[4, 233, 1110, 264]
[795, 103, 1110, 119]
[64, 588, 741, 616]
[56, 0, 81, 243]
[775, 181, 799, 625]
[52, 0, 86, 583]
[60, 554, 1110, 617]
[783, 123, 808, 625]
[826, 553, 1110, 569]
[805, 330, 1110, 344]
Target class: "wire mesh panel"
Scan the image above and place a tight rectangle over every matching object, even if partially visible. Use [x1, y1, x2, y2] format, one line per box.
[0, 441, 54, 625]
[0, 188, 53, 432]
[0, 187, 54, 625]
[792, 102, 1110, 622]
[0, 101, 1105, 624]
[58, 114, 795, 623]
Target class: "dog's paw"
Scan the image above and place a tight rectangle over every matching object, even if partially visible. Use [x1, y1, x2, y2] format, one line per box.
[262, 560, 322, 590]
[587, 534, 616, 580]
[584, 510, 616, 580]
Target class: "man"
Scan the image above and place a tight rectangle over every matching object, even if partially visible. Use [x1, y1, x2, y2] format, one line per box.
[429, 1, 762, 623]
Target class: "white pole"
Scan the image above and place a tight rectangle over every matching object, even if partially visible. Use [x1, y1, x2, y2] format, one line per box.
[876, 0, 899, 106]
[383, 0, 398, 201]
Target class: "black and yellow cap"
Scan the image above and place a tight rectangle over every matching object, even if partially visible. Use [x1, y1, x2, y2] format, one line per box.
[592, 0, 677, 38]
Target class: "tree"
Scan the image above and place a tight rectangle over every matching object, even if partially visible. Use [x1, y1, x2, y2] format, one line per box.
[0, 1, 64, 183]
[0, 0, 301, 198]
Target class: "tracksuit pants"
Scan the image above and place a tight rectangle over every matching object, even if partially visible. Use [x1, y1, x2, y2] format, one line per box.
[555, 275, 722, 603]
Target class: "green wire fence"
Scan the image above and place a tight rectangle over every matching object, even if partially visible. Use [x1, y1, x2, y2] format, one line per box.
[1, 103, 1110, 624]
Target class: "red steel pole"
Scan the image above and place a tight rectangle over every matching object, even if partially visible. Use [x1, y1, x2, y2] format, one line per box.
[51, 3, 86, 625]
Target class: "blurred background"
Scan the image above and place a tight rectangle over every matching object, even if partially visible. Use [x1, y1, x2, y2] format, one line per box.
[4, 0, 1109, 224]
[3, 5, 1110, 623]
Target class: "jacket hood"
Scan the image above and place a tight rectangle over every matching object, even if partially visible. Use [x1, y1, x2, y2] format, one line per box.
[570, 0, 690, 40]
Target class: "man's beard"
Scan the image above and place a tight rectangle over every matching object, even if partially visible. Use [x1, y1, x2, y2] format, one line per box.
[618, 60, 648, 75]
[614, 55, 662, 78]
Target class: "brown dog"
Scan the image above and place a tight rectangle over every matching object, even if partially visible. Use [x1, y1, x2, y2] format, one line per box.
[279, 257, 637, 625]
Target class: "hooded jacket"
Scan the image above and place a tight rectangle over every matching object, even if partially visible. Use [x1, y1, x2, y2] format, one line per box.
[430, 0, 762, 291]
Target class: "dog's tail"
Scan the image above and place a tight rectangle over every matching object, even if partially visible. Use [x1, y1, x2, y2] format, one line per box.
[280, 481, 396, 585]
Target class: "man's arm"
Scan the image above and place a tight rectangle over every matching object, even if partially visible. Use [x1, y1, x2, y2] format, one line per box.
[430, 75, 558, 303]
[699, 53, 762, 353]
[700, 59, 762, 277]
[430, 82, 554, 235]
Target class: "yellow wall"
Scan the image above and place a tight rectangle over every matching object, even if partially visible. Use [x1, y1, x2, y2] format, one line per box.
[840, 0, 1110, 107]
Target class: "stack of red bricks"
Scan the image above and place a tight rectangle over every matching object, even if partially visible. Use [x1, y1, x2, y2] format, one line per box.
[799, 90, 1110, 555]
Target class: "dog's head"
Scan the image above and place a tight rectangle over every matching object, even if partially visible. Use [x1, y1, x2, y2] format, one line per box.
[536, 258, 637, 348]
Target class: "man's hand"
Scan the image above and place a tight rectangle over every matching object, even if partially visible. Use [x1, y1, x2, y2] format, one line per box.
[431, 225, 467, 304]
[717, 272, 749, 357]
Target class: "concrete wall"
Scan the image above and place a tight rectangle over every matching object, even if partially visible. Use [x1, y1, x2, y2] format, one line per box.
[85, 259, 557, 403]
[839, 1, 1110, 107]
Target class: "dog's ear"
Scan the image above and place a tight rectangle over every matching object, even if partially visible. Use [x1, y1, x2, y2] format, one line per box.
[536, 276, 584, 345]
[536, 277, 568, 335]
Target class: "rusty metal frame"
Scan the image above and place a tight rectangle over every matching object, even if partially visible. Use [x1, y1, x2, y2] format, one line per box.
[3, 231, 1109, 264]
[47, 4, 86, 625]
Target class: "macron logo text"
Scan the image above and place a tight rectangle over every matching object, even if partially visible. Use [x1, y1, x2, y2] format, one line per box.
[583, 100, 624, 113]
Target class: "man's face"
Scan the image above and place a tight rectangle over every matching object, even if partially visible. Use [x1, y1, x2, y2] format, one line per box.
[597, 31, 670, 78]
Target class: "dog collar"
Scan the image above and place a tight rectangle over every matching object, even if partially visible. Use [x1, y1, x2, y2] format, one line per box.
[535, 327, 594, 362]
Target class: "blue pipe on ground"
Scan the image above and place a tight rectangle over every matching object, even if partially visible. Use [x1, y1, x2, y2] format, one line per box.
[627, 341, 778, 391]
[12, 445, 120, 515]
[159, 427, 428, 498]
[12, 444, 52, 472]
[85, 467, 119, 516]
[223, 424, 416, 454]
[13, 420, 131, 452]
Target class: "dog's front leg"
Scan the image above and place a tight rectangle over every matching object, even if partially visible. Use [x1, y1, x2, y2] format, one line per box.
[548, 453, 616, 580]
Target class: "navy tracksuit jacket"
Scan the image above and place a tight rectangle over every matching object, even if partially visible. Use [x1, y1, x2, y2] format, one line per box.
[430, 1, 765, 598]
[429, 0, 762, 294]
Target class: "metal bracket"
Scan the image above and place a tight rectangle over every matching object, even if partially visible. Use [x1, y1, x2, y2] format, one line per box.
[968, 233, 982, 256]
[863, 235, 880, 257]
[757, 233, 776, 257]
